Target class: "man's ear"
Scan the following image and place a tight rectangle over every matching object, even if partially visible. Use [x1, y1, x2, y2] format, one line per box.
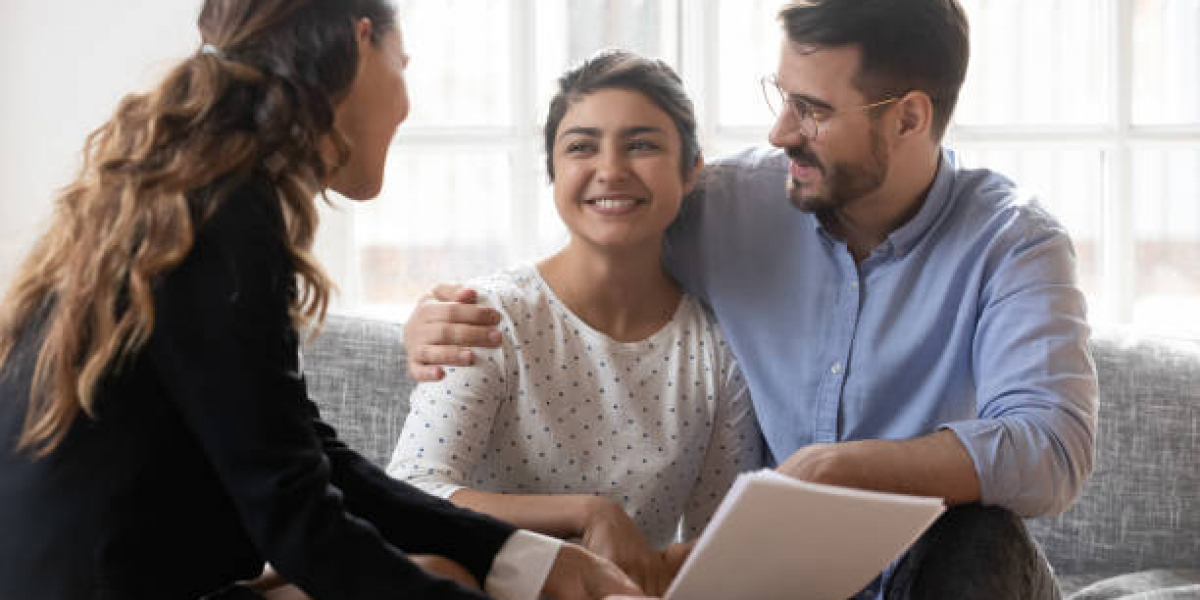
[895, 91, 934, 139]
[683, 154, 705, 195]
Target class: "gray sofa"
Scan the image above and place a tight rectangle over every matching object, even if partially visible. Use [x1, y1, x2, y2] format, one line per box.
[304, 315, 1200, 598]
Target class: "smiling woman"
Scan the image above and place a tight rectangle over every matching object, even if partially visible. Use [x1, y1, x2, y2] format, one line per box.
[387, 49, 764, 597]
[550, 89, 692, 254]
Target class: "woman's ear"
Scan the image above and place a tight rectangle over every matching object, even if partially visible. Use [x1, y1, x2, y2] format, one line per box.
[683, 154, 705, 195]
[355, 17, 374, 46]
[350, 18, 375, 72]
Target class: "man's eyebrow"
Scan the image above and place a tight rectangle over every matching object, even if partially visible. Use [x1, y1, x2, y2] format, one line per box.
[787, 92, 834, 111]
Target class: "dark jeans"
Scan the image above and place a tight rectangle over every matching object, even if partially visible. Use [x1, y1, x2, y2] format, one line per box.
[863, 504, 1061, 600]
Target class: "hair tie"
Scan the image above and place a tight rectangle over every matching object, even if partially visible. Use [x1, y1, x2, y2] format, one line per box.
[200, 43, 224, 58]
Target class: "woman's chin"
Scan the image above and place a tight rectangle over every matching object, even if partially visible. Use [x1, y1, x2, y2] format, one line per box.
[329, 175, 383, 202]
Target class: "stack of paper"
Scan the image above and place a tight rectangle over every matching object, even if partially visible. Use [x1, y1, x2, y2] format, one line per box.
[664, 469, 945, 600]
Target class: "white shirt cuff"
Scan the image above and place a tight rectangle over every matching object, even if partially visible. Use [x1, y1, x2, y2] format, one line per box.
[483, 529, 563, 600]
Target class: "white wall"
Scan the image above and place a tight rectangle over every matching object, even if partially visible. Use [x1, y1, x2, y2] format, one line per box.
[0, 1, 202, 289]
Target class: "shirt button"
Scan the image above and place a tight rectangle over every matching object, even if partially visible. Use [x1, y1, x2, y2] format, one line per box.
[831, 362, 843, 374]
[849, 281, 859, 290]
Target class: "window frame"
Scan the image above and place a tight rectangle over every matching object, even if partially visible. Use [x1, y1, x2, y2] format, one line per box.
[331, 0, 1200, 328]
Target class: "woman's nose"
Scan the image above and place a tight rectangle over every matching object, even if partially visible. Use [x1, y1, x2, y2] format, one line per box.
[594, 147, 630, 183]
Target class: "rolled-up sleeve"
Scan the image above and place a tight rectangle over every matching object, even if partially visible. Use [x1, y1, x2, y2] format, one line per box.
[945, 210, 1098, 517]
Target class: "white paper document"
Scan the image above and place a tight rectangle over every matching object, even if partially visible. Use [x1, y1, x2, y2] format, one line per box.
[664, 469, 945, 600]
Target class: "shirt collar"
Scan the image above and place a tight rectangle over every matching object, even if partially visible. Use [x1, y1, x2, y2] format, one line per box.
[886, 148, 956, 259]
[803, 148, 957, 256]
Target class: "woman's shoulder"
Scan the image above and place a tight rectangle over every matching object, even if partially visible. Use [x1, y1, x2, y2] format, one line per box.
[161, 174, 292, 306]
[674, 293, 721, 333]
[198, 174, 283, 236]
[180, 173, 288, 272]
[674, 292, 737, 359]
[464, 264, 548, 315]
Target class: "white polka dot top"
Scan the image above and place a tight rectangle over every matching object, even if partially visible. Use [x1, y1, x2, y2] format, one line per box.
[388, 264, 764, 546]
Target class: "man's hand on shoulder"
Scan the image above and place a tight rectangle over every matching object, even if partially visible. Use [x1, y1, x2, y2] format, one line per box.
[403, 283, 504, 381]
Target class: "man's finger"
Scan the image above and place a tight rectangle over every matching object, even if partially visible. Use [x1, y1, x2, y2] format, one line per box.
[449, 287, 478, 303]
[419, 302, 503, 328]
[431, 283, 471, 303]
[408, 364, 445, 383]
[420, 322, 502, 348]
[414, 344, 477, 367]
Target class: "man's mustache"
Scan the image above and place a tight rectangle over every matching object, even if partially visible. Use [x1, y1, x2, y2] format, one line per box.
[785, 145, 824, 175]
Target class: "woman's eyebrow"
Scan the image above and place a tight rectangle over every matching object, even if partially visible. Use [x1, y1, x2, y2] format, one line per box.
[621, 125, 665, 136]
[559, 125, 665, 139]
[560, 126, 601, 138]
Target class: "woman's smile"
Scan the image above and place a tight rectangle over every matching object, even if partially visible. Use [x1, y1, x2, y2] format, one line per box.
[585, 194, 646, 216]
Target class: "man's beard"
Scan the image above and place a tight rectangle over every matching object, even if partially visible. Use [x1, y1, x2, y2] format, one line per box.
[785, 126, 890, 216]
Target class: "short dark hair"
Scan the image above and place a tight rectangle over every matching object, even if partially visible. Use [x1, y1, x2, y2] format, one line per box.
[543, 49, 700, 181]
[779, 0, 969, 140]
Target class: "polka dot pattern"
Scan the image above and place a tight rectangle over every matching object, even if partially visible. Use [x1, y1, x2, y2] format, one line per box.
[388, 265, 764, 547]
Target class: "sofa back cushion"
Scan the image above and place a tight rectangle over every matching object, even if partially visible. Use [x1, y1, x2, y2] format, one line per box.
[1026, 329, 1200, 576]
[304, 315, 414, 467]
[304, 315, 1200, 575]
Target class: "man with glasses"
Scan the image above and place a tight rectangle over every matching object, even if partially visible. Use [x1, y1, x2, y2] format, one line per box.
[405, 0, 1096, 598]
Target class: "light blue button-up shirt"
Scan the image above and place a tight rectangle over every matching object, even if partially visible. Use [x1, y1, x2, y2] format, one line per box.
[665, 146, 1097, 518]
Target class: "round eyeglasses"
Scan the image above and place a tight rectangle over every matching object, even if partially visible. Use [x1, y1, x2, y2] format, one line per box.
[761, 75, 901, 139]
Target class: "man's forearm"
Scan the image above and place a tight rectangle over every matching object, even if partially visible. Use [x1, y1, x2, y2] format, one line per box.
[776, 429, 981, 505]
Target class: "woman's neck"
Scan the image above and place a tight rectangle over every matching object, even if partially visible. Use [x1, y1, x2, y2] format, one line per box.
[536, 239, 681, 343]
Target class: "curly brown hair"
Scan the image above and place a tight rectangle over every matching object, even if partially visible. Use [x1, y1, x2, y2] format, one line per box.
[0, 0, 397, 456]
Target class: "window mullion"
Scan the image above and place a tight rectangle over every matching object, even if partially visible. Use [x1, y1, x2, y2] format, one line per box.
[680, 0, 720, 157]
[1102, 0, 1135, 325]
[511, 0, 539, 264]
[661, 0, 682, 68]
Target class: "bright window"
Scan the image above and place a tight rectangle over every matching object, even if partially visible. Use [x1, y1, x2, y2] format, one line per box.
[950, 0, 1200, 335]
[320, 0, 1200, 337]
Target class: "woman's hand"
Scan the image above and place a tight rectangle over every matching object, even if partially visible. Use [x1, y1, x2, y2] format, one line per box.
[659, 540, 695, 588]
[580, 497, 674, 596]
[402, 284, 503, 381]
[408, 554, 481, 590]
[542, 542, 643, 600]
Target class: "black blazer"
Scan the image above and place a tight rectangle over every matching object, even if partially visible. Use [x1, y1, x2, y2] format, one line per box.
[0, 177, 514, 600]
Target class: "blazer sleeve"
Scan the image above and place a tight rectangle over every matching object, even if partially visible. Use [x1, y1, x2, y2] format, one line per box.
[147, 186, 510, 600]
